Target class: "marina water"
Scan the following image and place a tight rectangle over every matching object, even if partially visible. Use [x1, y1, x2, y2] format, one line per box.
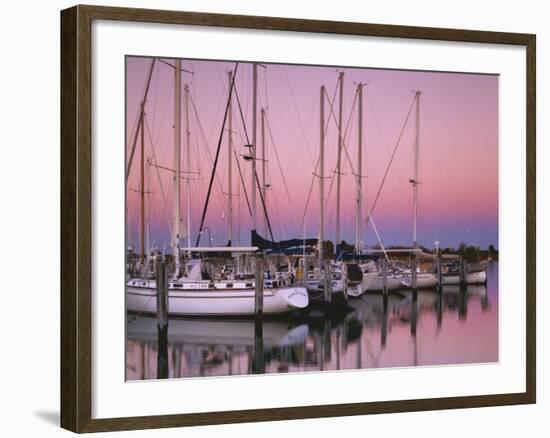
[126, 262, 498, 379]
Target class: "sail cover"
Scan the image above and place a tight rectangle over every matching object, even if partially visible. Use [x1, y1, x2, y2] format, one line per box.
[251, 230, 318, 252]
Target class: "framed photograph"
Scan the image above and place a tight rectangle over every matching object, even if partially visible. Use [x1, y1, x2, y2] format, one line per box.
[60, 4, 536, 433]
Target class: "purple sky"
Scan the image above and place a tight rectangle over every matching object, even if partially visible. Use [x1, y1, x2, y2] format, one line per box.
[126, 56, 498, 251]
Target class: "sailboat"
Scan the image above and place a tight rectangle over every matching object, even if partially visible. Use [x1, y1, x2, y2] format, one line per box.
[441, 269, 487, 285]
[126, 60, 309, 316]
[396, 91, 438, 290]
[126, 247, 309, 315]
[399, 269, 438, 289]
[301, 80, 348, 300]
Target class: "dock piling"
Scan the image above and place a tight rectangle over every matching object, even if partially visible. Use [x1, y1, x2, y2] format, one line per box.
[324, 260, 332, 304]
[254, 254, 264, 315]
[342, 263, 348, 301]
[253, 315, 265, 374]
[411, 254, 418, 292]
[459, 254, 467, 287]
[381, 257, 388, 297]
[436, 251, 443, 293]
[253, 254, 265, 373]
[381, 293, 388, 348]
[156, 260, 169, 329]
[155, 260, 169, 379]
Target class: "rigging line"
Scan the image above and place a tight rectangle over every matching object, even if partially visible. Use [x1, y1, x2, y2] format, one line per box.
[365, 95, 409, 199]
[144, 114, 173, 238]
[280, 66, 316, 167]
[225, 81, 253, 216]
[320, 80, 340, 210]
[255, 170, 276, 242]
[420, 98, 464, 238]
[264, 113, 300, 233]
[196, 70, 225, 164]
[151, 79, 173, 146]
[126, 61, 155, 172]
[361, 94, 416, 235]
[150, 60, 160, 140]
[264, 66, 269, 110]
[127, 58, 156, 181]
[232, 83, 276, 235]
[187, 91, 227, 210]
[297, 79, 340, 231]
[299, 162, 318, 233]
[264, 116, 293, 211]
[189, 103, 203, 177]
[360, 187, 389, 261]
[233, 82, 250, 143]
[195, 62, 239, 247]
[270, 186, 287, 239]
[233, 147, 252, 217]
[326, 85, 359, 174]
[324, 84, 359, 210]
[420, 98, 461, 209]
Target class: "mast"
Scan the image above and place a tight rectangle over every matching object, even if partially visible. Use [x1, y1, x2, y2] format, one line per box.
[355, 83, 363, 254]
[412, 90, 421, 248]
[139, 109, 145, 264]
[336, 71, 344, 250]
[227, 71, 233, 246]
[172, 59, 182, 277]
[261, 107, 267, 236]
[251, 63, 258, 235]
[318, 85, 326, 259]
[127, 59, 156, 182]
[146, 157, 151, 257]
[184, 83, 191, 250]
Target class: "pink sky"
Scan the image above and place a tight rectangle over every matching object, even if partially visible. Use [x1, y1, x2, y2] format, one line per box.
[126, 57, 498, 251]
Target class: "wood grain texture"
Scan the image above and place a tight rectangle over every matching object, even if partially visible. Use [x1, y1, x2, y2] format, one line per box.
[60, 5, 78, 432]
[60, 4, 536, 433]
[525, 34, 536, 404]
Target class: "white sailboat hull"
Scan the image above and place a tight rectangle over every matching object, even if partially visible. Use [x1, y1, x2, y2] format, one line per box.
[127, 284, 309, 316]
[305, 278, 345, 295]
[362, 272, 402, 292]
[400, 273, 438, 289]
[441, 270, 487, 285]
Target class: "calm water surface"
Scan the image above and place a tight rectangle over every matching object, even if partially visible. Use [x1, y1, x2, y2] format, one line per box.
[126, 262, 498, 380]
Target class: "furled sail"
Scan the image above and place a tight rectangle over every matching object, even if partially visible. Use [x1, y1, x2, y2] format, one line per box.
[251, 230, 318, 252]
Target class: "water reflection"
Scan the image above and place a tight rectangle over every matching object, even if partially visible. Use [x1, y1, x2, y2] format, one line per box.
[126, 263, 498, 380]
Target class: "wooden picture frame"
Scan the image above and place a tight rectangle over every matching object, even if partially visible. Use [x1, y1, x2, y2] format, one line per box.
[60, 4, 536, 433]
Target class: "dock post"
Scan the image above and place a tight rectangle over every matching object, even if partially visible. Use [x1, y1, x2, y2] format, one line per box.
[381, 292, 388, 348]
[381, 257, 388, 297]
[253, 316, 265, 374]
[342, 263, 348, 301]
[459, 254, 467, 288]
[411, 287, 418, 337]
[458, 285, 468, 320]
[155, 261, 169, 379]
[156, 260, 169, 329]
[458, 254, 468, 319]
[436, 292, 443, 329]
[324, 260, 332, 304]
[253, 254, 265, 374]
[254, 254, 264, 315]
[411, 253, 418, 292]
[436, 251, 443, 293]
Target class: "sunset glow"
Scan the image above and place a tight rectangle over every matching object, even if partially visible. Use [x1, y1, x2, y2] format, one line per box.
[126, 57, 498, 251]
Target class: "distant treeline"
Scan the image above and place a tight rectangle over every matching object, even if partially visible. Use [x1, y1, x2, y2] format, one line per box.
[442, 243, 499, 262]
[327, 240, 498, 262]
